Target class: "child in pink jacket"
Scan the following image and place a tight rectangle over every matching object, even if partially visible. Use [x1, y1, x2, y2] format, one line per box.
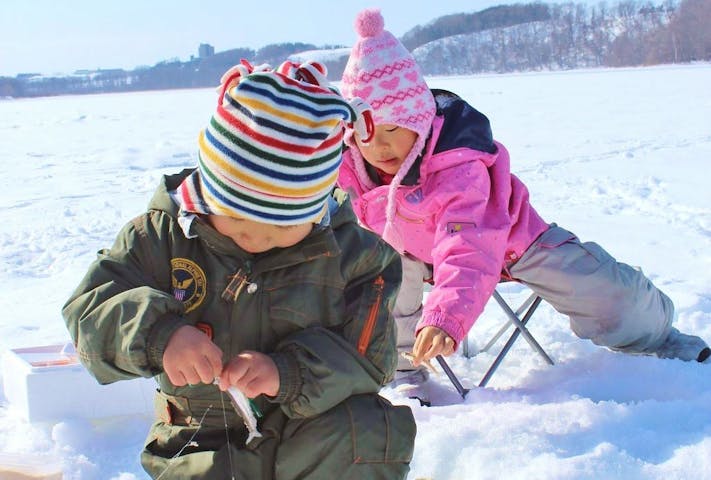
[337, 8, 710, 380]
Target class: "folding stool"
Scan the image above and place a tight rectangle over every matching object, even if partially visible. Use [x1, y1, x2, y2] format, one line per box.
[462, 285, 554, 387]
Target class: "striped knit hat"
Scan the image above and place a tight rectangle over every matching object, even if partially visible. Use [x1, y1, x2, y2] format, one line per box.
[177, 60, 374, 225]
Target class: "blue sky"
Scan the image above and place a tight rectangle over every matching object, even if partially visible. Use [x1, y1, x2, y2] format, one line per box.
[0, 0, 504, 76]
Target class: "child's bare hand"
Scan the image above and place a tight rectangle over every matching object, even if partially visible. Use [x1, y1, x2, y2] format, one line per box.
[218, 351, 279, 398]
[412, 326, 456, 365]
[163, 325, 223, 386]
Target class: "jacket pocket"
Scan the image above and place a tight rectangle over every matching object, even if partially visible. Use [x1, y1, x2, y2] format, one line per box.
[141, 422, 224, 479]
[267, 282, 344, 336]
[531, 225, 610, 275]
[535, 224, 577, 249]
[345, 394, 416, 464]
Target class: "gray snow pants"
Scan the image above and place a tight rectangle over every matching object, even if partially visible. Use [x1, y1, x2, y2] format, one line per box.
[393, 255, 431, 370]
[393, 225, 674, 361]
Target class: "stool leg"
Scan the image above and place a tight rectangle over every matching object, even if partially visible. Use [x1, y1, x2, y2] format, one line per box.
[481, 292, 540, 354]
[480, 318, 514, 353]
[435, 355, 470, 399]
[479, 308, 533, 387]
[462, 334, 470, 358]
[479, 293, 554, 388]
[492, 291, 553, 365]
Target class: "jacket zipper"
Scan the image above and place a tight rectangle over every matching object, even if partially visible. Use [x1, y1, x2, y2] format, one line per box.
[395, 208, 425, 224]
[357, 276, 384, 355]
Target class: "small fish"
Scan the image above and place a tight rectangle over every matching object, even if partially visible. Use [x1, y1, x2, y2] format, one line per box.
[215, 378, 263, 444]
[401, 352, 438, 375]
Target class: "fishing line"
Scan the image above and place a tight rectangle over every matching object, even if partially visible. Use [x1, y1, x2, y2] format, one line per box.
[154, 405, 212, 480]
[220, 389, 237, 480]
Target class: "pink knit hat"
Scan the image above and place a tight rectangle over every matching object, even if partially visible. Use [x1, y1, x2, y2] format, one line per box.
[341, 8, 436, 250]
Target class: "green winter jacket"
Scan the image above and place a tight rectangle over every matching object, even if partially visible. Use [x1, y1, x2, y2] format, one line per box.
[63, 168, 404, 432]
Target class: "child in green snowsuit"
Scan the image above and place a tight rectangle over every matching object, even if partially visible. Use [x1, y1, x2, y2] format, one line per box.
[62, 61, 415, 480]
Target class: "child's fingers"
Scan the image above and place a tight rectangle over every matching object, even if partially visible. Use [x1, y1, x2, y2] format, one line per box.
[217, 370, 230, 391]
[440, 336, 456, 357]
[401, 352, 437, 374]
[223, 353, 259, 387]
[204, 347, 224, 377]
[179, 367, 202, 386]
[241, 376, 267, 398]
[193, 355, 220, 384]
[164, 365, 188, 386]
[422, 341, 442, 362]
[433, 333, 457, 357]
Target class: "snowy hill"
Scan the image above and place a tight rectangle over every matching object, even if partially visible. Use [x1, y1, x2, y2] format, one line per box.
[0, 63, 710, 479]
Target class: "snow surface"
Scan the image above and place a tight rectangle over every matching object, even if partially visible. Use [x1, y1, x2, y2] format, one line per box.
[1, 63, 710, 479]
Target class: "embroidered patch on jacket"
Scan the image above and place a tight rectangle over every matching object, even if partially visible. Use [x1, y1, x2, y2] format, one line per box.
[171, 258, 207, 313]
[446, 221, 477, 234]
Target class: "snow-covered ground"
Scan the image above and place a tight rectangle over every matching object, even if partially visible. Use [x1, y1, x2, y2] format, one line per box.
[0, 63, 709, 479]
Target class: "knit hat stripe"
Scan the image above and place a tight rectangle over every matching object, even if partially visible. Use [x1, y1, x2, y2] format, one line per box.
[249, 73, 352, 110]
[201, 175, 329, 223]
[199, 154, 331, 211]
[177, 170, 208, 213]
[200, 149, 337, 205]
[342, 59, 416, 84]
[209, 116, 341, 170]
[232, 83, 351, 131]
[226, 98, 331, 142]
[235, 96, 342, 134]
[200, 131, 340, 197]
[216, 103, 342, 158]
[207, 115, 343, 188]
[203, 129, 341, 187]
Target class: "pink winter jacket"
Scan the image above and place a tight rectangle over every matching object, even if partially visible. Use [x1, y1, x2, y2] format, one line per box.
[337, 90, 549, 345]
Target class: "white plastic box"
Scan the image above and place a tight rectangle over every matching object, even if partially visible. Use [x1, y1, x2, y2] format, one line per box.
[0, 453, 63, 479]
[2, 343, 156, 423]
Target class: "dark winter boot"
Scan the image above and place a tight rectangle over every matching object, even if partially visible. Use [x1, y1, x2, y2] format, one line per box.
[698, 347, 711, 363]
[654, 327, 710, 362]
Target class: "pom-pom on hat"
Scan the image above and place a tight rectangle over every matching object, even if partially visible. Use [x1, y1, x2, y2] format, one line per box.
[177, 60, 374, 225]
[341, 9, 436, 251]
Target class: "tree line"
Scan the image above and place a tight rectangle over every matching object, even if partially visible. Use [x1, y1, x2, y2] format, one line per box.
[412, 0, 710, 74]
[1, 0, 708, 98]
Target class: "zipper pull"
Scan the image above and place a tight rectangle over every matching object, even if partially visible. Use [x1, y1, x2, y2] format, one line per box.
[357, 276, 385, 355]
[222, 269, 248, 303]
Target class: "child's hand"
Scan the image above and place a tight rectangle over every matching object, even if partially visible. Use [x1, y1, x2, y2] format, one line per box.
[218, 351, 280, 398]
[412, 326, 456, 365]
[163, 325, 223, 387]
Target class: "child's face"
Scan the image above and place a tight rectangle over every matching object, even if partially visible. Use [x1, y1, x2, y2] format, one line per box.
[208, 215, 313, 253]
[354, 124, 418, 175]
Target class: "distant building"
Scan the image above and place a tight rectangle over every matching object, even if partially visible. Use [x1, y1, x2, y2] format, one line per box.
[198, 44, 215, 58]
[16, 73, 42, 79]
